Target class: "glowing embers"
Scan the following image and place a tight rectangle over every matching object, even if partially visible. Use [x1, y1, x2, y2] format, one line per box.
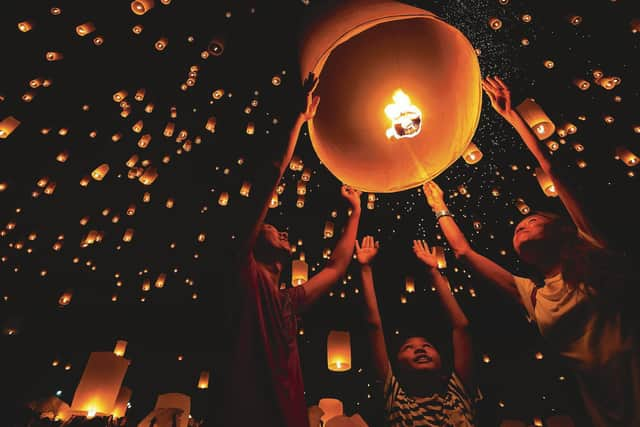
[384, 89, 422, 140]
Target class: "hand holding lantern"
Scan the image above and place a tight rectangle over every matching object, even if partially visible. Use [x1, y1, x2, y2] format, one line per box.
[482, 76, 514, 120]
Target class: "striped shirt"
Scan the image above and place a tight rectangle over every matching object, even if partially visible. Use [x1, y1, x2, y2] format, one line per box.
[384, 365, 481, 426]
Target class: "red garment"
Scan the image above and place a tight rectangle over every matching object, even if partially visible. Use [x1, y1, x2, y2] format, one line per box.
[222, 253, 309, 427]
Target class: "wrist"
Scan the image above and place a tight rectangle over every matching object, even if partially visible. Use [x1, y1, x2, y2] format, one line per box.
[434, 209, 453, 222]
[431, 204, 448, 213]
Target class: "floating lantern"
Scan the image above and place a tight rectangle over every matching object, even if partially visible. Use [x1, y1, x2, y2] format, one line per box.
[292, 259, 308, 286]
[405, 276, 415, 293]
[138, 134, 151, 148]
[302, 168, 312, 182]
[155, 273, 166, 288]
[632, 18, 640, 34]
[218, 192, 229, 206]
[154, 37, 168, 51]
[70, 352, 130, 418]
[245, 122, 255, 135]
[58, 290, 73, 306]
[615, 146, 638, 167]
[205, 116, 217, 133]
[324, 221, 334, 238]
[546, 140, 559, 151]
[139, 167, 158, 185]
[488, 17, 502, 30]
[122, 229, 135, 242]
[131, 0, 154, 15]
[319, 398, 343, 423]
[44, 182, 56, 195]
[76, 22, 96, 36]
[573, 78, 590, 90]
[434, 246, 446, 269]
[0, 116, 21, 139]
[113, 340, 128, 357]
[45, 52, 63, 61]
[269, 193, 279, 208]
[207, 37, 225, 56]
[515, 198, 530, 215]
[296, 196, 305, 208]
[327, 330, 351, 372]
[534, 167, 557, 197]
[18, 21, 33, 32]
[197, 370, 210, 389]
[91, 164, 110, 181]
[515, 98, 555, 140]
[299, 0, 481, 192]
[296, 180, 307, 196]
[290, 155, 304, 171]
[462, 142, 483, 164]
[112, 387, 132, 419]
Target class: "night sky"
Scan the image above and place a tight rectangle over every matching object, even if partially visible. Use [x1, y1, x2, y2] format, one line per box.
[1, 0, 639, 426]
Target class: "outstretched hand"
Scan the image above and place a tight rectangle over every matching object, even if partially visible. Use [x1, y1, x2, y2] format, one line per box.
[482, 75, 514, 119]
[301, 72, 320, 121]
[355, 235, 380, 265]
[412, 240, 438, 269]
[422, 181, 447, 212]
[341, 185, 362, 210]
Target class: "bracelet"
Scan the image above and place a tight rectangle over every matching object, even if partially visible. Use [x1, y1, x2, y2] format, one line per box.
[434, 209, 453, 221]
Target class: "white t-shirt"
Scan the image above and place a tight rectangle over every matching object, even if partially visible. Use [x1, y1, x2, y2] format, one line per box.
[513, 274, 640, 427]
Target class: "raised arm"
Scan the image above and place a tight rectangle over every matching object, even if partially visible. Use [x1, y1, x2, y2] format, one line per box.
[423, 181, 521, 304]
[238, 73, 320, 259]
[483, 76, 606, 247]
[413, 240, 474, 391]
[302, 186, 362, 306]
[356, 236, 390, 382]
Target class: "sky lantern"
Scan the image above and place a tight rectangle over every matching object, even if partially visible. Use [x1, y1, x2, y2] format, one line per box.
[515, 98, 556, 140]
[113, 340, 128, 357]
[534, 167, 558, 197]
[197, 370, 210, 389]
[70, 352, 130, 418]
[0, 116, 21, 139]
[327, 330, 351, 372]
[291, 259, 308, 286]
[111, 386, 132, 419]
[299, 0, 481, 192]
[462, 142, 483, 164]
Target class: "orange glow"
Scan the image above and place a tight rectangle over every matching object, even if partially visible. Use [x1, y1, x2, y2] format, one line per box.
[327, 330, 351, 372]
[300, 1, 481, 192]
[384, 89, 422, 140]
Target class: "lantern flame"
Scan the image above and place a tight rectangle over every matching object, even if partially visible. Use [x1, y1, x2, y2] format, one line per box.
[385, 89, 422, 140]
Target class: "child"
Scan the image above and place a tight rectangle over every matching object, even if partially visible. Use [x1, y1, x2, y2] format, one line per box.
[356, 236, 480, 426]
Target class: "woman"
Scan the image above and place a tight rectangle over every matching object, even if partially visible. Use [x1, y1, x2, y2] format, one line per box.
[356, 236, 481, 426]
[421, 76, 639, 426]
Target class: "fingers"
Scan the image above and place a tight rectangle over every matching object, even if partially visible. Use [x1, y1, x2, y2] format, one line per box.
[355, 239, 361, 252]
[494, 76, 509, 92]
[421, 239, 430, 252]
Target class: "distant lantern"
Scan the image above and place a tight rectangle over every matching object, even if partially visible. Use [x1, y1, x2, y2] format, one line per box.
[290, 155, 304, 171]
[165, 198, 174, 208]
[534, 167, 557, 197]
[515, 98, 556, 140]
[462, 142, 483, 164]
[319, 398, 344, 424]
[76, 22, 96, 36]
[0, 116, 21, 139]
[197, 371, 210, 389]
[488, 17, 502, 30]
[302, 168, 312, 182]
[205, 116, 217, 133]
[131, 0, 154, 15]
[45, 52, 63, 61]
[297, 180, 307, 196]
[18, 21, 33, 32]
[138, 134, 151, 148]
[113, 90, 127, 102]
[212, 89, 225, 100]
[80, 176, 91, 187]
[292, 259, 308, 286]
[70, 352, 130, 418]
[615, 146, 639, 167]
[405, 276, 415, 293]
[44, 181, 56, 195]
[132, 120, 144, 133]
[576, 158, 587, 168]
[543, 60, 555, 69]
[134, 88, 146, 101]
[515, 198, 530, 215]
[218, 192, 229, 206]
[299, 0, 481, 192]
[271, 75, 282, 86]
[139, 167, 158, 185]
[113, 340, 128, 357]
[91, 164, 110, 181]
[327, 330, 351, 372]
[126, 154, 139, 168]
[155, 273, 166, 288]
[163, 122, 175, 137]
[546, 140, 559, 151]
[207, 38, 225, 56]
[56, 151, 69, 162]
[296, 196, 305, 208]
[569, 15, 582, 26]
[122, 229, 135, 242]
[155, 37, 168, 51]
[573, 78, 590, 90]
[434, 246, 447, 269]
[246, 122, 255, 135]
[58, 290, 73, 306]
[632, 18, 640, 34]
[269, 193, 279, 208]
[323, 221, 335, 238]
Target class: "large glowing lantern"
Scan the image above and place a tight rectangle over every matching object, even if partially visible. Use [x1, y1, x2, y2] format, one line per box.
[327, 330, 351, 372]
[70, 352, 130, 417]
[299, 0, 481, 192]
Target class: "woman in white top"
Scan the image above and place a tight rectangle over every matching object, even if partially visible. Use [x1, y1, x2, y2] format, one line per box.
[421, 76, 638, 427]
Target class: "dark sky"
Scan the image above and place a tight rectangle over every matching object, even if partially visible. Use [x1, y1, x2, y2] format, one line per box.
[1, 0, 639, 425]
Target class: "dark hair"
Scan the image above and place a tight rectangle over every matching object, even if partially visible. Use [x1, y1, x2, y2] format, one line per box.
[387, 328, 452, 377]
[530, 211, 634, 330]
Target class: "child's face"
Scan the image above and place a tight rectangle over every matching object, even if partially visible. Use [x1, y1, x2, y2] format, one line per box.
[396, 337, 442, 372]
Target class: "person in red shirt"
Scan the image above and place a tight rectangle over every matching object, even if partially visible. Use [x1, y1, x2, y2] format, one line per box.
[219, 73, 363, 427]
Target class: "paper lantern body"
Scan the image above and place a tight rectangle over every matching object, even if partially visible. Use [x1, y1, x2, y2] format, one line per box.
[300, 0, 481, 192]
[319, 398, 343, 423]
[327, 330, 351, 371]
[70, 352, 130, 417]
[515, 98, 556, 140]
[112, 386, 132, 418]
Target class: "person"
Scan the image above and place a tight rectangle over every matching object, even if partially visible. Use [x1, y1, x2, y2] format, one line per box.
[356, 235, 480, 426]
[421, 76, 639, 427]
[219, 72, 363, 427]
